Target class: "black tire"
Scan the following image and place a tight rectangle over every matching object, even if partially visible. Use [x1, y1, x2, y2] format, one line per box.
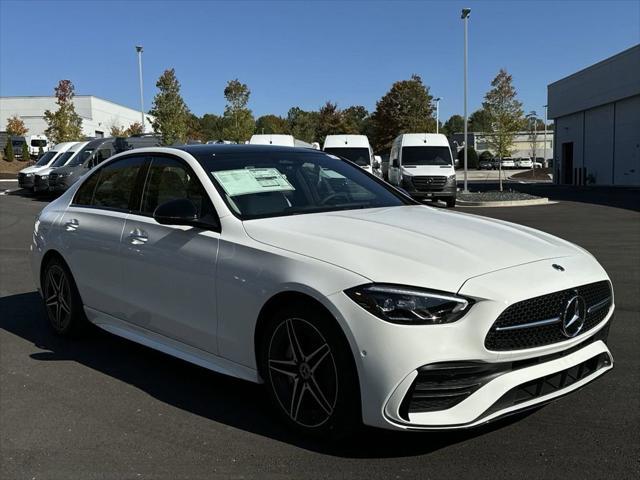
[41, 257, 88, 336]
[258, 301, 360, 439]
[445, 197, 456, 208]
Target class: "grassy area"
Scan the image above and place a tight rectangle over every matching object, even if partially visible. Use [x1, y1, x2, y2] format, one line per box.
[0, 159, 34, 178]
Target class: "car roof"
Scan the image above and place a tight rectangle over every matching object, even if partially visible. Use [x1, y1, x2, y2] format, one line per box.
[176, 143, 323, 157]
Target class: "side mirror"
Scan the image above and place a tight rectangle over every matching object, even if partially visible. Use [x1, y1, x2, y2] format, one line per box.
[373, 155, 382, 169]
[392, 159, 399, 168]
[373, 160, 380, 169]
[153, 198, 199, 226]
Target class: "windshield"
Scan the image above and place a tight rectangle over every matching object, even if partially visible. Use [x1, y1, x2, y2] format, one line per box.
[401, 146, 452, 166]
[31, 139, 47, 147]
[194, 150, 411, 220]
[51, 151, 75, 167]
[67, 148, 94, 166]
[35, 151, 57, 166]
[324, 147, 370, 166]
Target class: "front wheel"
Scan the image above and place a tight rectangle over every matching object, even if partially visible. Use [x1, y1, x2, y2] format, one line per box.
[445, 197, 456, 208]
[258, 303, 360, 438]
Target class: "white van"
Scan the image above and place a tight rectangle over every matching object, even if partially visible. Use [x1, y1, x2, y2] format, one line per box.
[249, 134, 318, 149]
[388, 133, 457, 207]
[33, 141, 89, 193]
[323, 134, 381, 176]
[29, 135, 50, 157]
[17, 142, 77, 191]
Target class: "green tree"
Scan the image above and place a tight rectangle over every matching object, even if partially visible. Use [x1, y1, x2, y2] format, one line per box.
[255, 114, 288, 134]
[442, 114, 465, 137]
[149, 69, 189, 145]
[370, 74, 435, 152]
[21, 142, 30, 161]
[3, 140, 14, 162]
[222, 79, 255, 143]
[5, 115, 28, 136]
[43, 80, 83, 143]
[315, 102, 349, 144]
[342, 105, 369, 134]
[468, 108, 493, 132]
[457, 146, 478, 169]
[186, 113, 203, 141]
[286, 107, 318, 143]
[200, 113, 224, 141]
[482, 69, 524, 190]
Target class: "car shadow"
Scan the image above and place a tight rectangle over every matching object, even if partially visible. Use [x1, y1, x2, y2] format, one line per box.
[6, 188, 55, 203]
[0, 291, 538, 459]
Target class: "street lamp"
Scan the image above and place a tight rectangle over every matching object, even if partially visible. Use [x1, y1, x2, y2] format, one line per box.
[434, 97, 441, 134]
[135, 45, 145, 131]
[461, 8, 471, 193]
[526, 110, 538, 171]
[543, 104, 548, 168]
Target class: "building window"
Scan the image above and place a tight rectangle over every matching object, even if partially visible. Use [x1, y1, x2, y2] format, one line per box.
[95, 130, 104, 139]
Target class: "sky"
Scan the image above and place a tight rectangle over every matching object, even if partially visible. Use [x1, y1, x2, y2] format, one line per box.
[1, 0, 639, 122]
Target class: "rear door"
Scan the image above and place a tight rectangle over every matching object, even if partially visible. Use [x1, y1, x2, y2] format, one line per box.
[58, 155, 147, 315]
[118, 154, 221, 353]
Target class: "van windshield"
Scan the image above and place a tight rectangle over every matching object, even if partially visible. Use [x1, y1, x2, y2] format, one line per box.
[67, 148, 94, 166]
[324, 147, 370, 166]
[402, 146, 452, 166]
[31, 139, 47, 147]
[51, 151, 74, 167]
[35, 151, 57, 166]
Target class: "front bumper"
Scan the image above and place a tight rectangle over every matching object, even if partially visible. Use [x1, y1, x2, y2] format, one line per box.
[34, 176, 49, 192]
[18, 175, 34, 189]
[327, 256, 614, 431]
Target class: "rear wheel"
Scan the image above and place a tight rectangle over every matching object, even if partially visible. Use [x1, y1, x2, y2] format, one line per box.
[258, 303, 360, 438]
[42, 257, 88, 336]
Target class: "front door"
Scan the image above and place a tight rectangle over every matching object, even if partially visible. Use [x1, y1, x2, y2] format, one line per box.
[118, 155, 221, 354]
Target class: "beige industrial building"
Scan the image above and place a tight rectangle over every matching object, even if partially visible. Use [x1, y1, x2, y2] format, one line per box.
[547, 44, 640, 186]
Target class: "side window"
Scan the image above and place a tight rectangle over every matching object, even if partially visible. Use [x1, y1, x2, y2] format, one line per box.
[96, 148, 112, 164]
[140, 156, 216, 221]
[90, 156, 146, 211]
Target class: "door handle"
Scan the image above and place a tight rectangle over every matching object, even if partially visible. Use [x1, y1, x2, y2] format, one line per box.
[64, 219, 79, 231]
[127, 228, 148, 245]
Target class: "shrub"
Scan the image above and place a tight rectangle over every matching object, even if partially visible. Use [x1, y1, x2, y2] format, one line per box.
[479, 150, 493, 162]
[4, 141, 15, 162]
[457, 146, 478, 169]
[21, 142, 30, 161]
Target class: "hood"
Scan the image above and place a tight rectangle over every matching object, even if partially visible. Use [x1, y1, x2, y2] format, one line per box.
[35, 167, 54, 176]
[51, 164, 81, 175]
[20, 164, 48, 174]
[242, 205, 582, 293]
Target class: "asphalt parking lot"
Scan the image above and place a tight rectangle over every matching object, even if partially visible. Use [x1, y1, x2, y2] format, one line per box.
[1, 184, 639, 479]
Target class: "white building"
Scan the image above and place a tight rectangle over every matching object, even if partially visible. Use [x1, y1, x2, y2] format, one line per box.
[547, 44, 640, 186]
[0, 95, 153, 139]
[452, 131, 553, 162]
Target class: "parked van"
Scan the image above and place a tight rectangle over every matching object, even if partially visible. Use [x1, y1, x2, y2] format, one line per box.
[33, 141, 89, 192]
[48, 135, 162, 192]
[17, 142, 77, 190]
[323, 134, 381, 176]
[388, 133, 457, 207]
[29, 135, 50, 157]
[249, 134, 318, 149]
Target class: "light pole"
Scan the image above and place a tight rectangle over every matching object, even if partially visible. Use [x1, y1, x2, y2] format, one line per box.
[135, 45, 145, 132]
[434, 97, 441, 134]
[527, 110, 538, 171]
[461, 8, 471, 193]
[543, 104, 548, 168]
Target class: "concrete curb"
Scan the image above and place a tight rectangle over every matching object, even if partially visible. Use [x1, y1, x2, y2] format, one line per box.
[457, 197, 552, 207]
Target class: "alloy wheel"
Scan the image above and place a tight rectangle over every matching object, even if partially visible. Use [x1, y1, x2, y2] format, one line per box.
[267, 318, 338, 428]
[44, 264, 72, 331]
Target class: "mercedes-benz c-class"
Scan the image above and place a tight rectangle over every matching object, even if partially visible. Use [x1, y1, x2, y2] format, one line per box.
[30, 145, 614, 437]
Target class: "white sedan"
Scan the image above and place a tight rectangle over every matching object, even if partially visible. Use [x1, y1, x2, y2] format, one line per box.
[30, 145, 614, 437]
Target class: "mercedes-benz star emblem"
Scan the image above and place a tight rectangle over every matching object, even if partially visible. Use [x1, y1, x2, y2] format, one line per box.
[561, 295, 587, 338]
[552, 264, 565, 272]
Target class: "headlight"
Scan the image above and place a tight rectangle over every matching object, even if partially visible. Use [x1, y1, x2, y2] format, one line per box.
[345, 284, 473, 325]
[447, 174, 456, 184]
[40, 175, 48, 179]
[58, 172, 71, 178]
[25, 173, 34, 177]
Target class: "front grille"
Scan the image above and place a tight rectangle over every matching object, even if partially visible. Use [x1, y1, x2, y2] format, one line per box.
[485, 280, 612, 351]
[488, 352, 611, 414]
[411, 175, 447, 191]
[49, 172, 59, 185]
[34, 176, 49, 187]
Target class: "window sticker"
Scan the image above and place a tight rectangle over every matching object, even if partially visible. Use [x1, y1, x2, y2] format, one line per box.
[212, 168, 295, 196]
